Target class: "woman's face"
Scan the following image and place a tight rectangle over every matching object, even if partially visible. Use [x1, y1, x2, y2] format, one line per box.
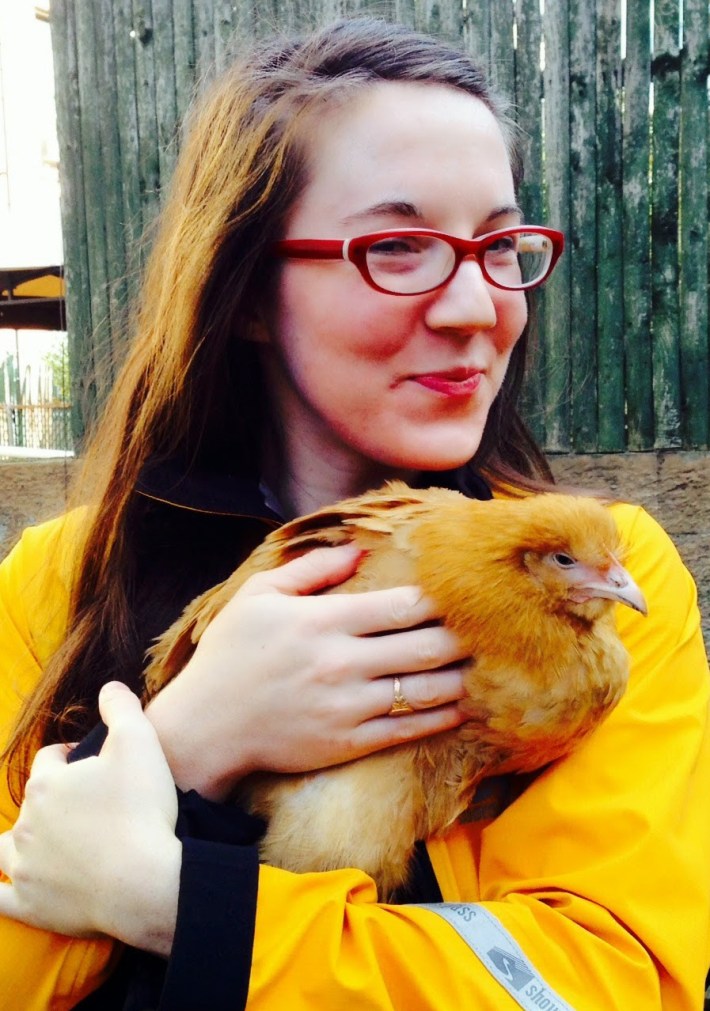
[263, 81, 528, 484]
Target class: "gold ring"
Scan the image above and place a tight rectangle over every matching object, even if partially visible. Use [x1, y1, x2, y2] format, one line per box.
[388, 676, 414, 717]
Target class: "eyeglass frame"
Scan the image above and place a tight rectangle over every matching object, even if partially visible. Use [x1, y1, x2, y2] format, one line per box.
[272, 225, 565, 296]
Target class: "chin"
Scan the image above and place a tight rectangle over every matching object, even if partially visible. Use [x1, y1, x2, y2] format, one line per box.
[373, 439, 483, 474]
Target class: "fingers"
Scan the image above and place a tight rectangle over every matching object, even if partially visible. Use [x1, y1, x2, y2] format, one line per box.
[375, 668, 467, 715]
[247, 544, 364, 597]
[0, 829, 15, 878]
[356, 623, 465, 679]
[355, 701, 466, 755]
[242, 547, 444, 636]
[0, 881, 21, 921]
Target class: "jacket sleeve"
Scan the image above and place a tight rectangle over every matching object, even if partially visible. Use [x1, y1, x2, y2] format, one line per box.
[241, 504, 710, 1011]
[0, 516, 119, 1011]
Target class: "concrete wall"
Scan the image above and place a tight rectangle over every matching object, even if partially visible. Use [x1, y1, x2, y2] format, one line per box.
[1, 453, 708, 647]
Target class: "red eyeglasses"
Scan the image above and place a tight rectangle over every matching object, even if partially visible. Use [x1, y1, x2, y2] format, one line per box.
[273, 225, 564, 296]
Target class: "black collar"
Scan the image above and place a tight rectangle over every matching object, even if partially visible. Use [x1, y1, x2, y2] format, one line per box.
[135, 458, 492, 519]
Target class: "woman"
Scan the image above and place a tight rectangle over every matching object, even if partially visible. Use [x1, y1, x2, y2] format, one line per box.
[0, 17, 707, 1010]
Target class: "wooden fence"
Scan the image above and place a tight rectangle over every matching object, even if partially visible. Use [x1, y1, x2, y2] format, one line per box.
[49, 0, 709, 452]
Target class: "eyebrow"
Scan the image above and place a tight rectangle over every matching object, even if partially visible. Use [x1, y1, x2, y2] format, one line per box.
[341, 200, 525, 226]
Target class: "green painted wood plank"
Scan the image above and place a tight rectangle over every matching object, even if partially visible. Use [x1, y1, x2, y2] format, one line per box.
[542, 0, 572, 451]
[194, 0, 217, 79]
[568, 0, 598, 450]
[49, 0, 93, 441]
[111, 0, 144, 298]
[514, 0, 546, 444]
[131, 0, 162, 240]
[651, 0, 683, 448]
[463, 1, 491, 76]
[213, 0, 237, 71]
[172, 0, 195, 122]
[488, 0, 515, 102]
[622, 0, 653, 449]
[75, 3, 114, 408]
[595, 0, 625, 450]
[151, 0, 180, 193]
[679, 0, 709, 447]
[96, 0, 132, 375]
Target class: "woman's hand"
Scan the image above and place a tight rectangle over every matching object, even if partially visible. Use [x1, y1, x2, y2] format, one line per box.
[147, 543, 469, 801]
[0, 682, 180, 956]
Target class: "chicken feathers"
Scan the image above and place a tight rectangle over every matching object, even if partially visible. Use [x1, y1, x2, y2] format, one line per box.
[144, 483, 646, 899]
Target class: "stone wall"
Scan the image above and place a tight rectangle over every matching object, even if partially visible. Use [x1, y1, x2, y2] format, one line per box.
[1, 452, 708, 647]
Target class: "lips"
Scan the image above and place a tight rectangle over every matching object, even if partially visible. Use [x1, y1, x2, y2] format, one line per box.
[410, 368, 483, 397]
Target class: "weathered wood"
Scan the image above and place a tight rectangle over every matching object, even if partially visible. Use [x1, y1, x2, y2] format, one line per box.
[50, 0, 93, 441]
[95, 0, 132, 372]
[132, 0, 163, 242]
[514, 0, 546, 443]
[112, 0, 145, 298]
[651, 0, 683, 448]
[75, 4, 114, 407]
[622, 0, 653, 450]
[595, 0, 624, 450]
[488, 1, 515, 113]
[463, 1, 490, 72]
[568, 0, 597, 450]
[542, 0, 572, 451]
[679, 0, 709, 447]
[47, 0, 709, 454]
[152, 0, 180, 191]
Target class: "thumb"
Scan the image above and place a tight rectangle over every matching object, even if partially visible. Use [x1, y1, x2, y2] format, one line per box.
[251, 543, 365, 597]
[97, 680, 144, 728]
[97, 682, 163, 761]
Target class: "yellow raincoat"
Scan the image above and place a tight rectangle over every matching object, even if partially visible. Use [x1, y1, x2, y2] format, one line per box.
[0, 500, 708, 1010]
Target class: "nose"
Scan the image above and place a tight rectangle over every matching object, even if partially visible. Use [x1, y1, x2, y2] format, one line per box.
[424, 257, 497, 335]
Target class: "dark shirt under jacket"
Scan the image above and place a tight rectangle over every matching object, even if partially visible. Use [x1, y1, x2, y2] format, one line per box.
[72, 464, 492, 1010]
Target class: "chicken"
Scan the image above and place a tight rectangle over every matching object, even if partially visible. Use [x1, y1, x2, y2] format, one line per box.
[144, 483, 647, 899]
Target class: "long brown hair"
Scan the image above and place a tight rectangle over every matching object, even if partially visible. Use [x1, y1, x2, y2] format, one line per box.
[4, 17, 553, 795]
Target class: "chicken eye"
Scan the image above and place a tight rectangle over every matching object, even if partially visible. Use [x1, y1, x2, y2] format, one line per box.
[553, 552, 577, 568]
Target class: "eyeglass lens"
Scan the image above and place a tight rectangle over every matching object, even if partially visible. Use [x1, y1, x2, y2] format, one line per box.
[364, 232, 553, 294]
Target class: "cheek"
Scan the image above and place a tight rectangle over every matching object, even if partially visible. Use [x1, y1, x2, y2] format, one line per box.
[495, 290, 528, 353]
[275, 268, 420, 365]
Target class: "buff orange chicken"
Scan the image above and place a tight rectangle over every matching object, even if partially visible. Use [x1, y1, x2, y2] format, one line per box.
[144, 483, 646, 899]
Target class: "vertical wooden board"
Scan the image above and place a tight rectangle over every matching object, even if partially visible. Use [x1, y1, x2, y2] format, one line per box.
[514, 0, 546, 443]
[463, 0, 491, 74]
[679, 0, 709, 447]
[49, 0, 93, 441]
[151, 0, 180, 191]
[194, 0, 217, 81]
[131, 0, 162, 246]
[413, 0, 461, 41]
[595, 0, 625, 450]
[542, 0, 572, 451]
[111, 1, 144, 300]
[488, 0, 515, 101]
[567, 0, 597, 450]
[392, 0, 417, 30]
[213, 0, 236, 71]
[651, 0, 683, 447]
[75, 3, 114, 407]
[172, 0, 196, 122]
[96, 0, 132, 374]
[621, 0, 653, 449]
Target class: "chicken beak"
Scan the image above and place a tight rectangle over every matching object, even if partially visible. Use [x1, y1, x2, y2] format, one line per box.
[578, 559, 648, 615]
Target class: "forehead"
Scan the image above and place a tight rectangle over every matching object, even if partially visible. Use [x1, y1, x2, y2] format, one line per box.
[289, 81, 515, 231]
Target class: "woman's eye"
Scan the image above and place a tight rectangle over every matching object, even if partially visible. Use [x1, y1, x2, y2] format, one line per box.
[486, 236, 517, 254]
[369, 237, 422, 255]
